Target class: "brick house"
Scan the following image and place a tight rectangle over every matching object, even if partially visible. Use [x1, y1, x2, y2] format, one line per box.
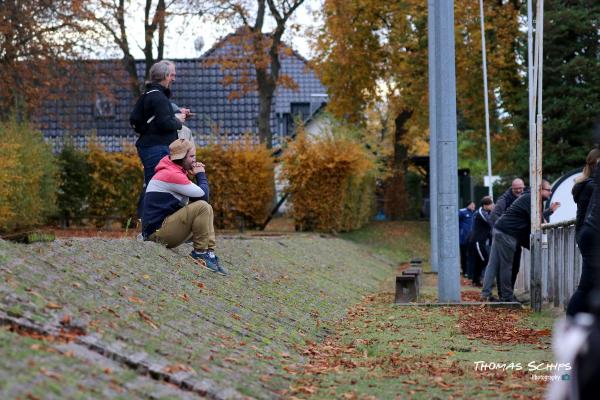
[37, 33, 328, 152]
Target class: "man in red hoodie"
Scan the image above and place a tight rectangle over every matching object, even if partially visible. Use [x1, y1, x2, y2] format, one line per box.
[141, 138, 227, 275]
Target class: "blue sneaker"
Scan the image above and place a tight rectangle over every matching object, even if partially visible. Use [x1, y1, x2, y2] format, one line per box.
[207, 253, 229, 276]
[189, 250, 220, 273]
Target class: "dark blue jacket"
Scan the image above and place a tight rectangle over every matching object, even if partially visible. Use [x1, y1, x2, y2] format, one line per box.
[458, 208, 475, 245]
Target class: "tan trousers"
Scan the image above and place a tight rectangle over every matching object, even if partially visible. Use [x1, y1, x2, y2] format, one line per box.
[150, 200, 216, 251]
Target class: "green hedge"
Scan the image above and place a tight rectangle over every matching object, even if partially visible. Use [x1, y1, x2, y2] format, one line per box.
[0, 119, 59, 233]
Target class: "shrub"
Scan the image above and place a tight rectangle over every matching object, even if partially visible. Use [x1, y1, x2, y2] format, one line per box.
[57, 144, 91, 226]
[196, 138, 274, 228]
[0, 118, 59, 233]
[281, 133, 376, 232]
[86, 142, 143, 227]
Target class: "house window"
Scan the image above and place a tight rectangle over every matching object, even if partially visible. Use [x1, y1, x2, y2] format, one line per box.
[285, 102, 311, 136]
[291, 102, 311, 121]
[95, 92, 115, 118]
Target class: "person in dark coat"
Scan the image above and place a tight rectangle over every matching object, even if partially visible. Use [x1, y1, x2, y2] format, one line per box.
[567, 157, 600, 316]
[481, 180, 559, 302]
[133, 60, 191, 217]
[467, 196, 494, 286]
[459, 201, 476, 277]
[490, 178, 526, 288]
[572, 147, 600, 244]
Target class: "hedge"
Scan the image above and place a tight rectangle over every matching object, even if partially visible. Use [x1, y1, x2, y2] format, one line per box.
[281, 133, 376, 232]
[0, 119, 59, 233]
[196, 138, 274, 228]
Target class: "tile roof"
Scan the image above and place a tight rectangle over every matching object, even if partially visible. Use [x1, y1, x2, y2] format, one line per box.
[36, 34, 327, 152]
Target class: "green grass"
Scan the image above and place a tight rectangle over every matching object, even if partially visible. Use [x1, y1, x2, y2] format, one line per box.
[340, 221, 431, 268]
[288, 221, 555, 399]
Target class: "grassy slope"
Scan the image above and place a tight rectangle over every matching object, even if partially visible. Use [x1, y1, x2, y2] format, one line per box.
[0, 234, 391, 399]
[0, 221, 558, 399]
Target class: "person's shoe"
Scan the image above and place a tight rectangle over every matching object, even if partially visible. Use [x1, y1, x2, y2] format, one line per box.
[209, 253, 229, 276]
[189, 250, 220, 273]
[480, 294, 499, 302]
[471, 281, 483, 288]
[501, 295, 520, 303]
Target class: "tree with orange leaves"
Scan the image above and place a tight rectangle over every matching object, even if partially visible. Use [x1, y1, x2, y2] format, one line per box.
[0, 0, 89, 119]
[313, 0, 523, 216]
[207, 0, 307, 148]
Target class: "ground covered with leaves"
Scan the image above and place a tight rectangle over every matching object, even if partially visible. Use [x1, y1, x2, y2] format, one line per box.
[0, 221, 558, 399]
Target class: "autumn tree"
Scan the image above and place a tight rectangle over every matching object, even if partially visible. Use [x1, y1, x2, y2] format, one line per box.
[0, 0, 89, 119]
[314, 0, 523, 217]
[506, 0, 600, 178]
[85, 0, 206, 96]
[208, 0, 306, 148]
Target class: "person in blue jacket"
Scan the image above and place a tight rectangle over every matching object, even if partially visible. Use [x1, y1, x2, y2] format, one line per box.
[459, 201, 476, 278]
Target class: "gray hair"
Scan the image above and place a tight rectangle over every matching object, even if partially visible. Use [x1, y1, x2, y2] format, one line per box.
[148, 60, 175, 83]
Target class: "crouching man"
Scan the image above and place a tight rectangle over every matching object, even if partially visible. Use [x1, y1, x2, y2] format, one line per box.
[142, 138, 227, 275]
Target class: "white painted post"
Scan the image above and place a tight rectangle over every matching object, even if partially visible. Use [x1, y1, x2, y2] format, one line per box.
[479, 0, 493, 198]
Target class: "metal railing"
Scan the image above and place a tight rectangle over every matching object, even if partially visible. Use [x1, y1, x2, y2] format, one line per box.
[515, 219, 582, 309]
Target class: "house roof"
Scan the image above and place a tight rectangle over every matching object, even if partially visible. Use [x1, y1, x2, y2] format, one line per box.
[37, 33, 327, 152]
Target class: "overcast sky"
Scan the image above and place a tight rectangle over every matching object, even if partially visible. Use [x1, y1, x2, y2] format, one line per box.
[120, 0, 322, 61]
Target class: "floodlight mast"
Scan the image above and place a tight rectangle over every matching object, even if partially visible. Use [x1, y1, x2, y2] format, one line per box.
[428, 0, 461, 302]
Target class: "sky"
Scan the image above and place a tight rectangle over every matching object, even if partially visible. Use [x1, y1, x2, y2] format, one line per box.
[121, 0, 323, 61]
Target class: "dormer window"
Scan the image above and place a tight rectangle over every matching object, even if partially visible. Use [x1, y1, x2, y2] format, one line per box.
[95, 92, 115, 118]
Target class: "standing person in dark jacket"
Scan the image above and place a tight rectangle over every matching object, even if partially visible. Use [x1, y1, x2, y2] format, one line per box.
[572, 147, 600, 244]
[490, 178, 526, 288]
[481, 180, 559, 302]
[135, 60, 190, 213]
[459, 201, 476, 277]
[467, 196, 494, 286]
[567, 158, 600, 316]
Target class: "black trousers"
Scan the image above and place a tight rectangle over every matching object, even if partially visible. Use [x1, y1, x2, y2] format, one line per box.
[567, 225, 600, 316]
[468, 241, 488, 285]
[460, 244, 468, 276]
[511, 246, 522, 289]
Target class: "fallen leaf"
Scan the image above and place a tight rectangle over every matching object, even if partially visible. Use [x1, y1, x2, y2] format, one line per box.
[138, 310, 158, 330]
[46, 302, 62, 310]
[179, 293, 190, 302]
[193, 280, 205, 289]
[39, 368, 62, 380]
[128, 296, 144, 304]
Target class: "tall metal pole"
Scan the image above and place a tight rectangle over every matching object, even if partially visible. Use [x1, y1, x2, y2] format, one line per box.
[428, 0, 439, 273]
[479, 0, 493, 198]
[529, 0, 544, 312]
[432, 0, 461, 302]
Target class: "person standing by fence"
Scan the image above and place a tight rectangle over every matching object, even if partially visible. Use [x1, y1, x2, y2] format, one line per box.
[567, 155, 600, 316]
[480, 180, 559, 302]
[490, 178, 526, 288]
[572, 147, 600, 244]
